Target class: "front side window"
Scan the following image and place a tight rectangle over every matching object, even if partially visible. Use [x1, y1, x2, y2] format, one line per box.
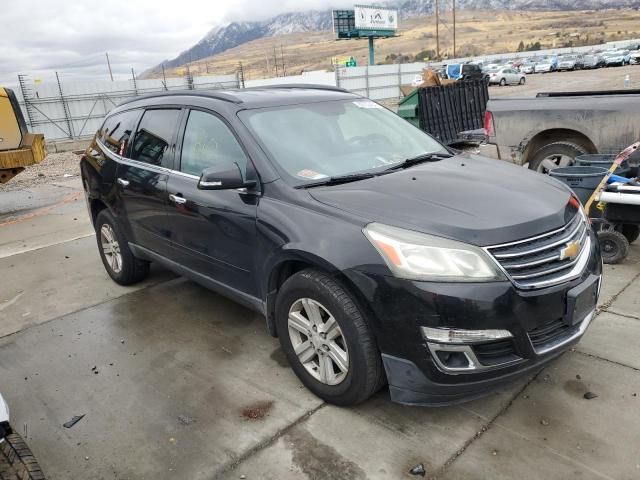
[100, 110, 140, 156]
[180, 110, 249, 178]
[130, 109, 181, 166]
[239, 99, 446, 186]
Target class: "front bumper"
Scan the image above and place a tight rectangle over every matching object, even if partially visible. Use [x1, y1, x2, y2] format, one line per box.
[347, 231, 602, 406]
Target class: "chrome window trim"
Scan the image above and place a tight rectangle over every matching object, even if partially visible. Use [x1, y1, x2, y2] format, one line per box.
[97, 137, 200, 180]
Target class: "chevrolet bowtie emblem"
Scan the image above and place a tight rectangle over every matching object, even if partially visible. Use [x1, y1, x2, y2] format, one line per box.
[560, 241, 581, 261]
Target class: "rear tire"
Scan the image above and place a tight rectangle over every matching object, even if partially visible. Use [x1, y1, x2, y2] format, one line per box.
[528, 141, 589, 174]
[499, 78, 507, 86]
[275, 269, 385, 406]
[95, 209, 150, 285]
[616, 224, 640, 244]
[598, 230, 629, 264]
[519, 77, 526, 85]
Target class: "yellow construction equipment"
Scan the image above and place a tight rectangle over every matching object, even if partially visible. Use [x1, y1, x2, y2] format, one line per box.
[0, 87, 45, 183]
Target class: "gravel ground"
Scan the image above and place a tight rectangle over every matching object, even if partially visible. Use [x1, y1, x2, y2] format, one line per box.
[0, 152, 81, 192]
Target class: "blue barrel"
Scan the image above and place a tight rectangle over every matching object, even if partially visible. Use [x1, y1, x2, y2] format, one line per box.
[576, 154, 631, 177]
[549, 166, 609, 204]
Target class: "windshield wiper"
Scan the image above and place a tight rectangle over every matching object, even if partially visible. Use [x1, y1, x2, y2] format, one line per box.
[385, 152, 454, 171]
[296, 172, 379, 189]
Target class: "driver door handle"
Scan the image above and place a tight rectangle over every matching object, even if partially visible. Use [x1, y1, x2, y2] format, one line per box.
[169, 193, 187, 205]
[117, 178, 130, 187]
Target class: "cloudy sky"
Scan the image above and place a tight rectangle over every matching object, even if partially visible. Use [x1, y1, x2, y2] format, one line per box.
[1, 0, 350, 85]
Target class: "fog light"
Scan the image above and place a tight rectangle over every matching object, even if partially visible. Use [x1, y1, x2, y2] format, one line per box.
[421, 326, 512, 344]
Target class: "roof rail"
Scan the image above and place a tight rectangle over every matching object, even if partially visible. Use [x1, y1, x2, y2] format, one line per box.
[117, 90, 243, 107]
[248, 84, 350, 93]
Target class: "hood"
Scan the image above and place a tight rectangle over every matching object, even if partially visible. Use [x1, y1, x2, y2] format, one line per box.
[309, 154, 577, 246]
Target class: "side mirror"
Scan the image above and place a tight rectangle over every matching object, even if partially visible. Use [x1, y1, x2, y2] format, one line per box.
[197, 162, 256, 191]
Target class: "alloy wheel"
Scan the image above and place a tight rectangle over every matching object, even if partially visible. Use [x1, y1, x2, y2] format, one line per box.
[537, 154, 575, 174]
[100, 224, 123, 273]
[287, 298, 349, 385]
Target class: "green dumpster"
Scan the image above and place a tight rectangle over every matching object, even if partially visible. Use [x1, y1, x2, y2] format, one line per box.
[398, 88, 420, 128]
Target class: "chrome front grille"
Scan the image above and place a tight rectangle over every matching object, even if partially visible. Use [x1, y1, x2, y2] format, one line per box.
[485, 212, 590, 289]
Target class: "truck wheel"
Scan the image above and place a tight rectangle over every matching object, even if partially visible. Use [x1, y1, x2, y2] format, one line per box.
[616, 224, 640, 244]
[499, 78, 507, 86]
[598, 230, 629, 264]
[275, 269, 385, 406]
[528, 141, 589, 174]
[0, 433, 46, 480]
[95, 209, 150, 285]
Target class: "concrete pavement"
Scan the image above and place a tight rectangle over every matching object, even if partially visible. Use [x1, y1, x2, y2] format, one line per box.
[0, 179, 639, 479]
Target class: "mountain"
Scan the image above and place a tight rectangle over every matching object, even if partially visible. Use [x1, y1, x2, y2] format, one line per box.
[143, 0, 640, 76]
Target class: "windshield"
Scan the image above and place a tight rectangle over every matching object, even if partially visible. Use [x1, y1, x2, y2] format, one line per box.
[239, 99, 447, 186]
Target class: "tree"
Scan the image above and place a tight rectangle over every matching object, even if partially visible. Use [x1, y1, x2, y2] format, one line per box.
[517, 40, 525, 52]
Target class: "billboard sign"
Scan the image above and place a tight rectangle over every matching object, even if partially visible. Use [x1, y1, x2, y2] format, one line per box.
[354, 5, 398, 31]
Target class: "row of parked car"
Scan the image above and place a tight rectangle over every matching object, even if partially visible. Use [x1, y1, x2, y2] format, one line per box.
[481, 49, 640, 76]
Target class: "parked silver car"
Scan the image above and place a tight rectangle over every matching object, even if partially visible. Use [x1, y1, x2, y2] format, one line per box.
[604, 50, 631, 66]
[583, 54, 604, 69]
[557, 55, 583, 71]
[488, 67, 526, 86]
[520, 60, 536, 74]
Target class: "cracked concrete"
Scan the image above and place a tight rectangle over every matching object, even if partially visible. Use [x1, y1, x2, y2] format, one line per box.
[0, 180, 639, 480]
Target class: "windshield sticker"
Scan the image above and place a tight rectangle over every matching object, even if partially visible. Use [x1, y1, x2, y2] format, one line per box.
[297, 169, 328, 180]
[353, 100, 383, 109]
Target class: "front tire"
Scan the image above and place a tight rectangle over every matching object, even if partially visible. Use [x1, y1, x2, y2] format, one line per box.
[95, 209, 150, 285]
[499, 78, 507, 86]
[519, 77, 526, 85]
[528, 141, 589, 174]
[275, 269, 385, 406]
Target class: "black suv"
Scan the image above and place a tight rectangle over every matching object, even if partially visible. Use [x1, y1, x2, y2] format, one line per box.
[81, 86, 602, 406]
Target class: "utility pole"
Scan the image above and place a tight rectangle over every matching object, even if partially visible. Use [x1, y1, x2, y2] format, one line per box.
[273, 46, 279, 77]
[281, 45, 286, 76]
[105, 52, 114, 81]
[453, 0, 456, 58]
[265, 51, 270, 77]
[435, 0, 440, 60]
[161, 64, 167, 90]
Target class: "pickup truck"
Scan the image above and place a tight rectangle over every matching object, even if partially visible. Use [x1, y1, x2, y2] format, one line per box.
[484, 90, 640, 173]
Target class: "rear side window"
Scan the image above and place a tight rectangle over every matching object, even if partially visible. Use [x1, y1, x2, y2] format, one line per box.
[130, 109, 181, 166]
[100, 110, 140, 156]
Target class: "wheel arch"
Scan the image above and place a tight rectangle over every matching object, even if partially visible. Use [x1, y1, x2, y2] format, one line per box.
[522, 128, 597, 165]
[263, 252, 374, 339]
[90, 198, 109, 227]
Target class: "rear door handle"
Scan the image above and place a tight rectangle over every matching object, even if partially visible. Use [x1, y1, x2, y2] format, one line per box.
[117, 178, 130, 187]
[169, 194, 187, 205]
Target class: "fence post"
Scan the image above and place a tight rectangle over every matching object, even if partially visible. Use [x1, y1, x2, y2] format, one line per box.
[365, 66, 370, 98]
[131, 68, 138, 96]
[334, 68, 341, 88]
[17, 74, 37, 132]
[56, 72, 74, 139]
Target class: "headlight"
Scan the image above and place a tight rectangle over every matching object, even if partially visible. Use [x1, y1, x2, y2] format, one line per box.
[363, 223, 506, 282]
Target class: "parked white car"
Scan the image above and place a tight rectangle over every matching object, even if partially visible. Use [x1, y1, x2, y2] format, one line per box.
[487, 67, 526, 86]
